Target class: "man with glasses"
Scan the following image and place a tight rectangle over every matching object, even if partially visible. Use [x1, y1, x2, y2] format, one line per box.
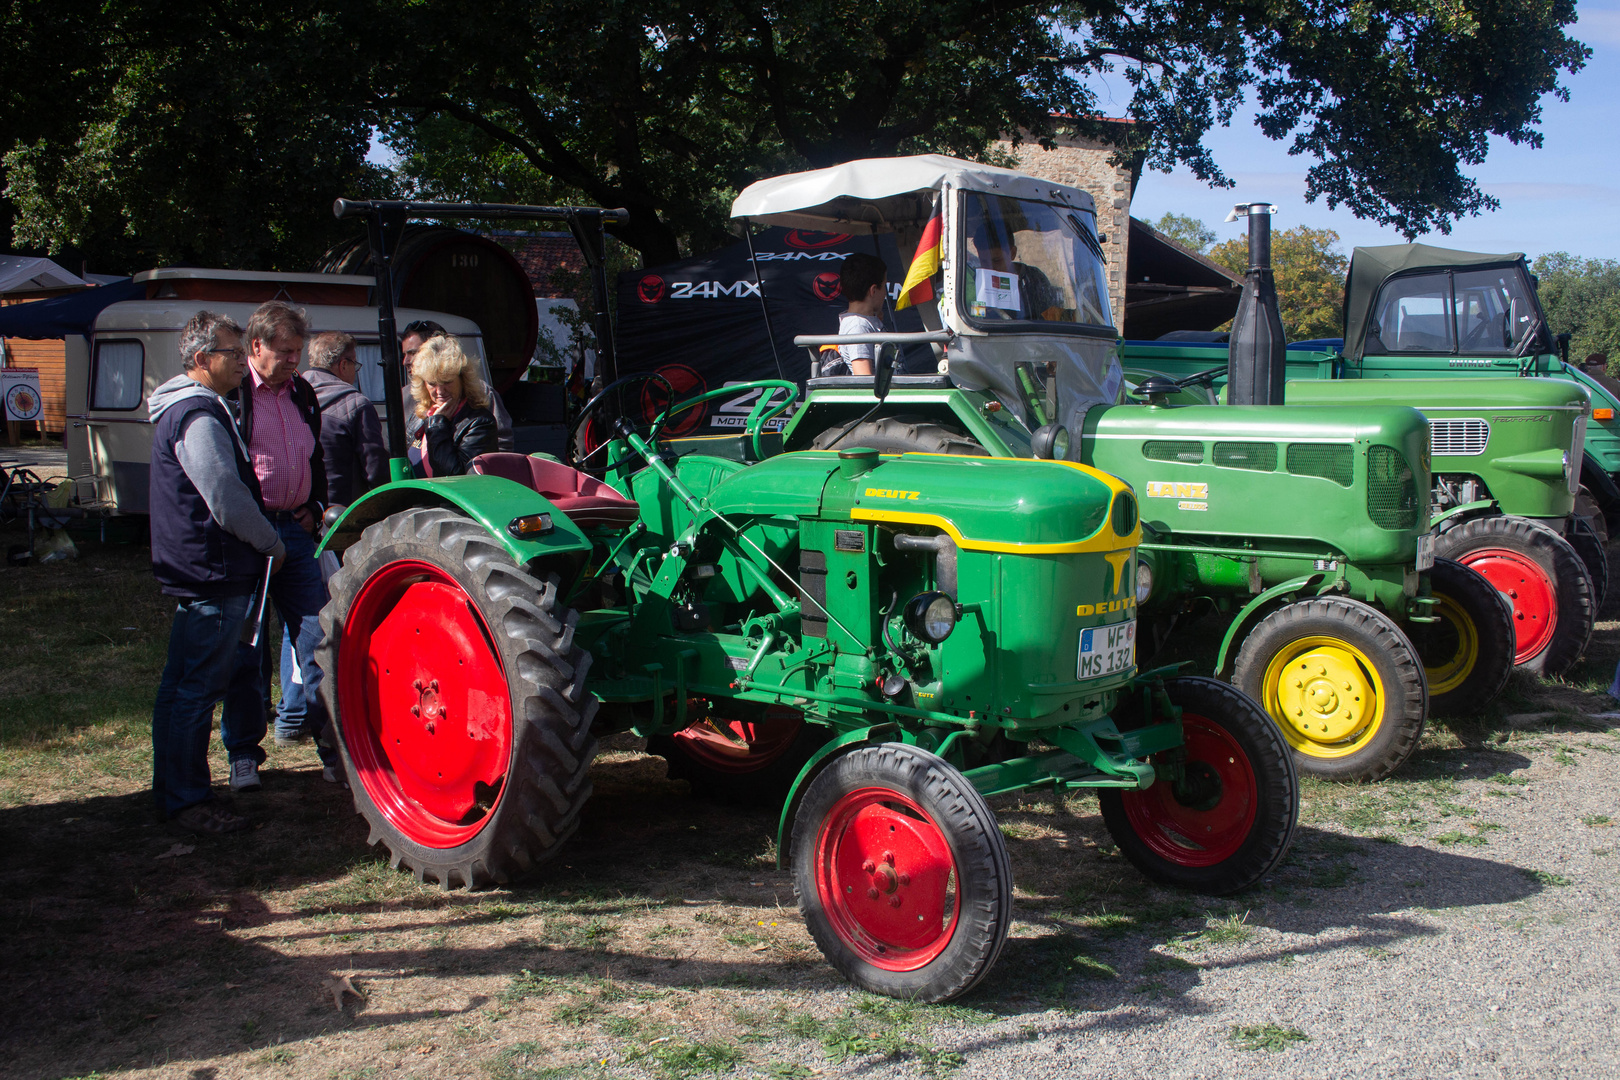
[225, 301, 341, 789]
[302, 331, 387, 506]
[400, 320, 515, 452]
[147, 311, 285, 834]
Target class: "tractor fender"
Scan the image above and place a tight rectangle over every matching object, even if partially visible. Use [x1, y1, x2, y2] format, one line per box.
[1428, 498, 1499, 532]
[1214, 573, 1328, 676]
[776, 722, 898, 866]
[317, 475, 594, 569]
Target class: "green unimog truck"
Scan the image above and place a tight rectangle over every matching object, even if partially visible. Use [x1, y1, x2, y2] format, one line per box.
[717, 158, 1516, 783]
[312, 197, 1300, 1004]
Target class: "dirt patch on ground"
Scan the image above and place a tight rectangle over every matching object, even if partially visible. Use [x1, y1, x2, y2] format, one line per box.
[3, 534, 1618, 1079]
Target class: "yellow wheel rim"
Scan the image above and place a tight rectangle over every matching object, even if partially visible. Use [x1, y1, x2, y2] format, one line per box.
[1422, 591, 1479, 696]
[1261, 636, 1385, 758]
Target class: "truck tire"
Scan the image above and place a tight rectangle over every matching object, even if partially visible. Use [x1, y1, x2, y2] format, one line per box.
[1568, 515, 1610, 613]
[1233, 597, 1428, 783]
[810, 415, 988, 456]
[1407, 558, 1514, 716]
[1432, 514, 1594, 677]
[792, 743, 1011, 1002]
[316, 507, 598, 889]
[649, 704, 824, 808]
[1100, 676, 1298, 895]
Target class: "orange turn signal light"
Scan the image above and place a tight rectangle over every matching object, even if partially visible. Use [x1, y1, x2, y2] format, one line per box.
[1593, 408, 1614, 421]
[507, 513, 553, 538]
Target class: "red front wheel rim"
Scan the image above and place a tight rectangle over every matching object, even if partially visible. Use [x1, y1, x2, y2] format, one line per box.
[1120, 714, 1258, 867]
[671, 705, 803, 774]
[1459, 547, 1558, 662]
[338, 560, 513, 848]
[814, 788, 960, 971]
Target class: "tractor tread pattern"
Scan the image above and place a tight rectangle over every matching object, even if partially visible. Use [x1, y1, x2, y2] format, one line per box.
[316, 507, 597, 890]
[810, 415, 988, 457]
[1232, 596, 1427, 783]
[1420, 557, 1514, 716]
[1568, 516, 1610, 615]
[1433, 513, 1594, 676]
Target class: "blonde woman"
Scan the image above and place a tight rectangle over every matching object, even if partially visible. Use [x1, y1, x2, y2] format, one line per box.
[410, 335, 498, 476]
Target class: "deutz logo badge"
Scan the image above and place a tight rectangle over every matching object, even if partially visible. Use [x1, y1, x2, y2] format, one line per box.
[864, 488, 920, 500]
[1145, 481, 1207, 499]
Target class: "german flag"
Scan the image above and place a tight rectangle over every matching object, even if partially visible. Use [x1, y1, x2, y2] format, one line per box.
[895, 199, 943, 311]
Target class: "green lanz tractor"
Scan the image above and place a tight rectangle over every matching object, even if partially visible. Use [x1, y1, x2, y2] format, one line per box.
[314, 199, 1299, 1003]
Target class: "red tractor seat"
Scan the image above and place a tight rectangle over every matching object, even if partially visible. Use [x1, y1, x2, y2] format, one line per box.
[470, 453, 642, 529]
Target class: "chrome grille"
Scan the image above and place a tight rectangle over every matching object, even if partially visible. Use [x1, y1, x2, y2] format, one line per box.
[1428, 418, 1489, 456]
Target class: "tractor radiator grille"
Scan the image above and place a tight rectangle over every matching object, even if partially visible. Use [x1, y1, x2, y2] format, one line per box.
[1142, 440, 1203, 463]
[1429, 418, 1489, 456]
[800, 550, 828, 638]
[1367, 446, 1421, 530]
[1287, 443, 1353, 487]
[1213, 442, 1278, 471]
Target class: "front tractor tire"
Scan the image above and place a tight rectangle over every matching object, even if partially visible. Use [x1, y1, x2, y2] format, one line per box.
[1100, 676, 1298, 895]
[1232, 597, 1428, 783]
[1406, 558, 1514, 717]
[316, 507, 598, 889]
[792, 744, 1012, 1003]
[1432, 514, 1594, 676]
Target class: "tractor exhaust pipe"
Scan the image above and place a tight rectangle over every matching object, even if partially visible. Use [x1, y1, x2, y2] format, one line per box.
[1225, 203, 1286, 406]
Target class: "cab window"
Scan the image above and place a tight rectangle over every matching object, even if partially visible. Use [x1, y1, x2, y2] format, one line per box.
[958, 193, 1112, 329]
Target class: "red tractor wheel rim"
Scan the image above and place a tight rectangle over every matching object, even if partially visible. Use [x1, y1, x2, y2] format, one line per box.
[1459, 547, 1558, 663]
[671, 705, 803, 774]
[338, 560, 513, 848]
[1120, 714, 1257, 867]
[814, 788, 960, 971]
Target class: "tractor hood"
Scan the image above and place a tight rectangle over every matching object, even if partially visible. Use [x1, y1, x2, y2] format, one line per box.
[1343, 244, 1529, 364]
[1284, 377, 1588, 413]
[705, 451, 1138, 552]
[730, 155, 1095, 233]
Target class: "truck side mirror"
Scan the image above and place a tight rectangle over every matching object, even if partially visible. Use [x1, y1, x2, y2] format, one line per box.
[1557, 331, 1572, 366]
[874, 343, 895, 401]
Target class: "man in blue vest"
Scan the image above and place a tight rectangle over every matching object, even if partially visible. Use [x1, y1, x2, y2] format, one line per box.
[148, 311, 285, 835]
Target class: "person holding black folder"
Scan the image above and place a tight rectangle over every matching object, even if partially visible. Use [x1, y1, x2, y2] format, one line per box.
[148, 312, 285, 836]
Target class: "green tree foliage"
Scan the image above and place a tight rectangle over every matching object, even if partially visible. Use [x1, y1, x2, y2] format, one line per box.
[1533, 253, 1620, 364]
[1210, 226, 1348, 341]
[1151, 213, 1217, 253]
[0, 0, 1591, 270]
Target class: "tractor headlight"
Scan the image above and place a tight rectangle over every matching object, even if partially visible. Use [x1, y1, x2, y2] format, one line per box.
[1032, 423, 1070, 460]
[1136, 561, 1153, 603]
[903, 591, 959, 644]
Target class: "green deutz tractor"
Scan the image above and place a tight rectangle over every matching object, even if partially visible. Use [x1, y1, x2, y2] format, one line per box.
[312, 198, 1299, 1003]
[1124, 244, 1600, 678]
[721, 159, 1514, 783]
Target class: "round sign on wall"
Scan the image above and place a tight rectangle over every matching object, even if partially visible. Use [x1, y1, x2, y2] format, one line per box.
[5, 384, 41, 421]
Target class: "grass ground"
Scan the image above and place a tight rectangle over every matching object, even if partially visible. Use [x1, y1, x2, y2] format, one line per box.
[2, 524, 1617, 1080]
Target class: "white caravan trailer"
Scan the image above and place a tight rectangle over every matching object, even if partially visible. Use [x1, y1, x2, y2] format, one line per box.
[65, 268, 488, 513]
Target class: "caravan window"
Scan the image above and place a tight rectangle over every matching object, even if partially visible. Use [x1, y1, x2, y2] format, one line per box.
[958, 193, 1113, 330]
[91, 340, 144, 410]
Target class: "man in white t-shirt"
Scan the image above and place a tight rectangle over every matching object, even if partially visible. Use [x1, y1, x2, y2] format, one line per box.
[824, 253, 889, 377]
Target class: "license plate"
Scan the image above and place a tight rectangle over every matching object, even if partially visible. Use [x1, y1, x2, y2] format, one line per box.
[1416, 532, 1435, 572]
[1079, 620, 1137, 679]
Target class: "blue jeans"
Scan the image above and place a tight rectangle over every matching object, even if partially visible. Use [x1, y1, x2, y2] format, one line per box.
[151, 592, 258, 816]
[226, 518, 337, 768]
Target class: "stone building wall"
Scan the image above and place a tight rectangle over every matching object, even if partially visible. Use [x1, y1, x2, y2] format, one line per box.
[994, 133, 1136, 329]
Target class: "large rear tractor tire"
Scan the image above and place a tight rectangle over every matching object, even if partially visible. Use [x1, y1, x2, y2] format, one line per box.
[1568, 515, 1610, 614]
[316, 507, 598, 889]
[1232, 597, 1428, 782]
[1432, 514, 1594, 677]
[1407, 557, 1514, 716]
[792, 743, 1011, 1002]
[811, 415, 988, 456]
[1100, 676, 1298, 894]
[648, 703, 824, 808]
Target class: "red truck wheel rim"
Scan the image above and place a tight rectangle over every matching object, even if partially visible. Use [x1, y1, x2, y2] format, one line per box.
[1120, 714, 1257, 867]
[814, 788, 959, 971]
[338, 560, 513, 848]
[1459, 548, 1557, 663]
[671, 706, 803, 774]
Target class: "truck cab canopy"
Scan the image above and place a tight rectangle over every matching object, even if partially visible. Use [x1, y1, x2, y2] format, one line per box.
[1344, 244, 1537, 364]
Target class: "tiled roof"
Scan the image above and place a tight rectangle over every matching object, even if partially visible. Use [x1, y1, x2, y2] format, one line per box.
[502, 233, 587, 297]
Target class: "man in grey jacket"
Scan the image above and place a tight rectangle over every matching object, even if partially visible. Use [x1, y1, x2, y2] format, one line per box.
[302, 331, 388, 505]
[148, 312, 284, 835]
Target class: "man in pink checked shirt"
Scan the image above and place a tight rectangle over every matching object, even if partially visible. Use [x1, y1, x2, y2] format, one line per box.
[221, 301, 341, 791]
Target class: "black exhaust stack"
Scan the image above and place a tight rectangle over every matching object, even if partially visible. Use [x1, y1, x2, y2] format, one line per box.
[1225, 203, 1286, 406]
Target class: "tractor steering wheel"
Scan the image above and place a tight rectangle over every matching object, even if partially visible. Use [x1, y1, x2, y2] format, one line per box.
[569, 372, 677, 469]
[1174, 365, 1227, 390]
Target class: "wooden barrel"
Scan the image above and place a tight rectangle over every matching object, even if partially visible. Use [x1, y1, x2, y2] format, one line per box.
[318, 227, 539, 392]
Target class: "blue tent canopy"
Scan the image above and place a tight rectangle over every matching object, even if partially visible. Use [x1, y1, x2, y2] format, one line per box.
[0, 277, 146, 339]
